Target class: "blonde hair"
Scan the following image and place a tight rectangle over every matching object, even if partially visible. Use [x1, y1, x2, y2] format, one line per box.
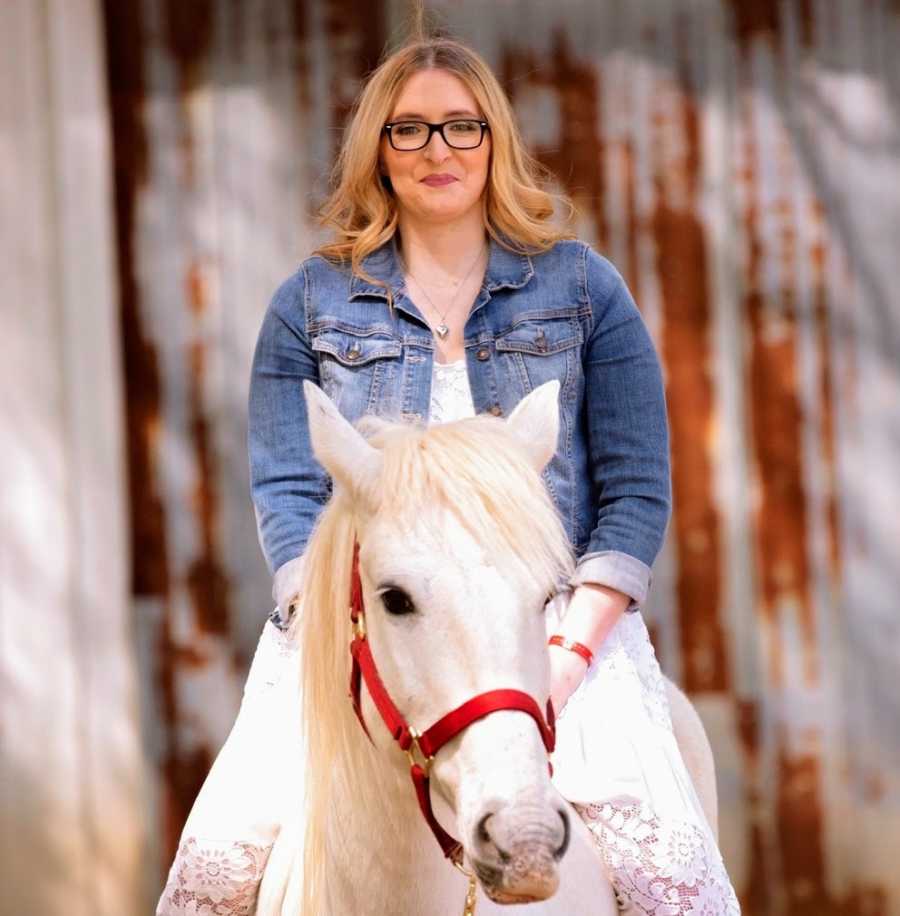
[294, 414, 573, 914]
[314, 37, 574, 292]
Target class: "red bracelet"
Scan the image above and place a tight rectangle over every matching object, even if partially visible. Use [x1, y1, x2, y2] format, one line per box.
[548, 635, 594, 667]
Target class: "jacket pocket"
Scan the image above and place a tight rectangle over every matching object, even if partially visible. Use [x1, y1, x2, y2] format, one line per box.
[495, 312, 583, 357]
[311, 327, 402, 366]
[494, 313, 584, 414]
[311, 327, 403, 420]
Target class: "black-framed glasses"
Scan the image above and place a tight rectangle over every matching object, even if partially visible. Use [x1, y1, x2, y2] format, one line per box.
[383, 119, 490, 151]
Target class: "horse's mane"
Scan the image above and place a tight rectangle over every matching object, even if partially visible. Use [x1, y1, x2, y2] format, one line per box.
[293, 414, 574, 914]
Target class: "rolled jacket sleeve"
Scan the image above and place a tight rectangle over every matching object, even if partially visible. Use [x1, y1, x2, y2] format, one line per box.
[575, 248, 672, 609]
[248, 264, 329, 611]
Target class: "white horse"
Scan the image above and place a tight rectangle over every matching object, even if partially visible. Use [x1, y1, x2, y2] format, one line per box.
[257, 380, 718, 916]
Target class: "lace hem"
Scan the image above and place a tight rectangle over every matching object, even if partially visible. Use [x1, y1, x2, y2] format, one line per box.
[573, 796, 740, 915]
[156, 837, 272, 916]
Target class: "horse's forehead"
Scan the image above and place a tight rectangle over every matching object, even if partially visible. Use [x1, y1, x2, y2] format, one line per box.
[369, 508, 485, 555]
[364, 509, 502, 580]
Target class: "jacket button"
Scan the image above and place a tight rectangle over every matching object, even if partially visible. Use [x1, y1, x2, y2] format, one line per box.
[489, 405, 502, 417]
[476, 347, 490, 361]
[346, 345, 361, 361]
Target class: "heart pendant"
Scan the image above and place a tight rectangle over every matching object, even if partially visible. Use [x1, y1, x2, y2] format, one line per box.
[436, 324, 450, 339]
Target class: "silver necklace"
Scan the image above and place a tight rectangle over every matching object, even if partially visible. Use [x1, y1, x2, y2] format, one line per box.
[401, 244, 487, 339]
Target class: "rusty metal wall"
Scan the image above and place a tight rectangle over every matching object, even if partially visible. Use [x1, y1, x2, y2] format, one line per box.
[100, 1, 900, 912]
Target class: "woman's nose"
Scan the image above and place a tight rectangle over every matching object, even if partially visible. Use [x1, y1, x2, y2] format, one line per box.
[424, 132, 451, 162]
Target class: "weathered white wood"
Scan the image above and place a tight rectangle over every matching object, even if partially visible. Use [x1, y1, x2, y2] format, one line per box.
[0, 0, 149, 913]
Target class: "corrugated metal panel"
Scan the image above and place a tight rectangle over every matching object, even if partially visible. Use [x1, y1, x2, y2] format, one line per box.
[99, 1, 900, 911]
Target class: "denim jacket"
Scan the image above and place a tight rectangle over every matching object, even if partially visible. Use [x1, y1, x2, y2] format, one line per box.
[248, 236, 671, 620]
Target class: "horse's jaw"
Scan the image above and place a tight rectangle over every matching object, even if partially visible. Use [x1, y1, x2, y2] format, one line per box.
[322, 748, 461, 916]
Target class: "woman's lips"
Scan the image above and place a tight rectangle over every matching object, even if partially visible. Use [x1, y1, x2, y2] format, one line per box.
[421, 174, 458, 187]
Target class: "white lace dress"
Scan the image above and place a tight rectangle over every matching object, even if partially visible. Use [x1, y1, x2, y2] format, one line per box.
[156, 623, 301, 915]
[430, 360, 741, 915]
[157, 360, 740, 915]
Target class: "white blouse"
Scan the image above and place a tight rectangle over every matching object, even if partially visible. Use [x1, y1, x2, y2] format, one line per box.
[428, 358, 476, 424]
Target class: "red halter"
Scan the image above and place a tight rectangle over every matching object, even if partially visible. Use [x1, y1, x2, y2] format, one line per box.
[347, 540, 556, 861]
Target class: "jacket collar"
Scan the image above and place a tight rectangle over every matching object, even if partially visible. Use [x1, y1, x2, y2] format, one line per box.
[348, 233, 534, 301]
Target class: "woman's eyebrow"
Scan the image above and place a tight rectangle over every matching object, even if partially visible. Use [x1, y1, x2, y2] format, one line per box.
[389, 109, 481, 120]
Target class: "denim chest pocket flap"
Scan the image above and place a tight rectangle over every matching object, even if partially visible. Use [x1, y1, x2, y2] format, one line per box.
[495, 311, 583, 356]
[311, 327, 402, 367]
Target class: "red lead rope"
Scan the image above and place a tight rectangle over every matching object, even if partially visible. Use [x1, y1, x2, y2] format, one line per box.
[347, 540, 557, 860]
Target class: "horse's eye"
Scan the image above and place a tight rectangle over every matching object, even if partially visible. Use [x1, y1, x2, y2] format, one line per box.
[380, 587, 416, 616]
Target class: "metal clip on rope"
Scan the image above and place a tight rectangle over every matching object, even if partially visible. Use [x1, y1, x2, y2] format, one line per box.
[453, 858, 478, 915]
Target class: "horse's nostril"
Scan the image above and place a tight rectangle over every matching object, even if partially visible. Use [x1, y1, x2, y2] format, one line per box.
[554, 807, 571, 860]
[477, 812, 493, 845]
[476, 811, 511, 862]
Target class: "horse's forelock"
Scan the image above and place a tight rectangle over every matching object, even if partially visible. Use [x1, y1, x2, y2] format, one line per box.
[375, 417, 574, 590]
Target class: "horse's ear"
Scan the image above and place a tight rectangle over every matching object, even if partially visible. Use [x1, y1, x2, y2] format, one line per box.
[506, 380, 560, 473]
[303, 381, 381, 498]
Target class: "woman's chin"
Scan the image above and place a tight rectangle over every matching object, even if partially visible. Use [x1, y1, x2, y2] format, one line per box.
[409, 198, 480, 225]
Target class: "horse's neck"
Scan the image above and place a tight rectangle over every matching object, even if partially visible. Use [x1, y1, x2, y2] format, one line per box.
[323, 755, 464, 916]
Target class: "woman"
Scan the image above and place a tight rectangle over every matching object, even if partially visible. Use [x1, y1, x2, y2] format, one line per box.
[158, 36, 740, 915]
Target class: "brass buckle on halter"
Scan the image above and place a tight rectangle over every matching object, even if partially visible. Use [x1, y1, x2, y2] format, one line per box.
[405, 728, 434, 775]
[352, 609, 367, 640]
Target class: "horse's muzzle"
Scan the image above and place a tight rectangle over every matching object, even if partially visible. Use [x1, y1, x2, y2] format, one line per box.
[469, 804, 569, 903]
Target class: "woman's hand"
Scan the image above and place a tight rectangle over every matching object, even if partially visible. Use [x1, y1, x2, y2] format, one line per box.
[547, 583, 631, 715]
